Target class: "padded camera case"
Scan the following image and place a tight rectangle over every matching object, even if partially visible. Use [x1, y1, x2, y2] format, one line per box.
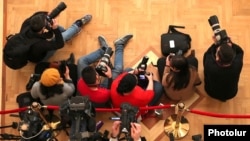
[161, 25, 192, 56]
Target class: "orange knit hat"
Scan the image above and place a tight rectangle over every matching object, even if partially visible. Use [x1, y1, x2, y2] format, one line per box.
[40, 68, 61, 87]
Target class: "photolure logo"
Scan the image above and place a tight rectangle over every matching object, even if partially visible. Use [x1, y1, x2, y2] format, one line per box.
[204, 125, 250, 140]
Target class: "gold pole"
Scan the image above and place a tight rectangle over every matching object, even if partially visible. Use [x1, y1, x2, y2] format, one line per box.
[164, 102, 189, 140]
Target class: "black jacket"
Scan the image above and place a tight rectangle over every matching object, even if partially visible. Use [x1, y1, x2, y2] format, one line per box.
[20, 11, 64, 63]
[203, 43, 244, 101]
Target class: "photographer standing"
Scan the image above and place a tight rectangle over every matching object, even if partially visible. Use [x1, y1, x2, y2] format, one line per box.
[22, 8, 92, 63]
[203, 37, 243, 102]
[77, 34, 133, 107]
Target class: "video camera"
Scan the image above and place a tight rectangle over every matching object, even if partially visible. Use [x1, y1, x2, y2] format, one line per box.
[110, 103, 139, 141]
[60, 96, 96, 141]
[46, 2, 67, 24]
[208, 15, 229, 45]
[95, 47, 114, 77]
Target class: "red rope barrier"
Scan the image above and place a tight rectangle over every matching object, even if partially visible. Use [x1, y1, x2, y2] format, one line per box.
[0, 107, 27, 114]
[189, 109, 250, 118]
[0, 104, 173, 114]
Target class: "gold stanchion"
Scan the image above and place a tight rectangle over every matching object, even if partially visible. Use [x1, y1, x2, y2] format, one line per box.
[164, 102, 189, 140]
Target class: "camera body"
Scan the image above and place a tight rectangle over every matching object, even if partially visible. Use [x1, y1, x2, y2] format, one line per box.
[136, 56, 150, 88]
[119, 103, 138, 134]
[46, 2, 67, 24]
[95, 47, 114, 77]
[208, 15, 229, 45]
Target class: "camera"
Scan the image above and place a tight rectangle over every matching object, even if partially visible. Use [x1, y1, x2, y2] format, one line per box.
[26, 74, 41, 91]
[60, 96, 96, 141]
[208, 15, 229, 45]
[46, 2, 67, 24]
[136, 56, 151, 88]
[110, 103, 138, 141]
[95, 47, 114, 77]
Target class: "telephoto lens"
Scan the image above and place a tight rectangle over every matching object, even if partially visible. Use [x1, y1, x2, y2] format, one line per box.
[47, 2, 67, 24]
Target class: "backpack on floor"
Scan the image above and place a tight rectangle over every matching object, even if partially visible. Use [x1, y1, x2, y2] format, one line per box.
[161, 25, 192, 56]
[3, 28, 41, 70]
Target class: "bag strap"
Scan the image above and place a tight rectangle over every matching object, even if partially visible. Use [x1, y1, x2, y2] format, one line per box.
[168, 25, 185, 33]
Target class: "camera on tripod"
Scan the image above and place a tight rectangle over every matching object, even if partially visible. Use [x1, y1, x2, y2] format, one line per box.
[95, 47, 114, 77]
[110, 103, 139, 140]
[208, 15, 229, 45]
[46, 2, 67, 24]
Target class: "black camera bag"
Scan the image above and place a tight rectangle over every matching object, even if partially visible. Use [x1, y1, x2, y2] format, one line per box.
[161, 25, 192, 56]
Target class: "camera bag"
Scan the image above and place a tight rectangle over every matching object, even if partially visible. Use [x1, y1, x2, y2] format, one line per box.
[3, 29, 42, 70]
[161, 25, 192, 56]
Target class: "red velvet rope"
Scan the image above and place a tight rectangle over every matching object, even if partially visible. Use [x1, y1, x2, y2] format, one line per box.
[2, 105, 250, 119]
[189, 109, 250, 118]
[0, 104, 172, 114]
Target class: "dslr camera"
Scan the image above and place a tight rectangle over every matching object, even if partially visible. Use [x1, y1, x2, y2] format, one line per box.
[95, 47, 114, 77]
[136, 56, 151, 88]
[208, 15, 229, 45]
[26, 74, 41, 91]
[46, 2, 67, 24]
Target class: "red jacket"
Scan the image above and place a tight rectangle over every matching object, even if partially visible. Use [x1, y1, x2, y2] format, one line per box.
[111, 72, 154, 111]
[77, 78, 110, 104]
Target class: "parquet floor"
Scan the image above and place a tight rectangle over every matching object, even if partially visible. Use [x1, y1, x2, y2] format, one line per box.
[1, 0, 250, 141]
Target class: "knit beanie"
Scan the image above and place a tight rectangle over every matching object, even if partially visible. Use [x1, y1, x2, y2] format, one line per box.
[40, 68, 61, 87]
[117, 74, 137, 94]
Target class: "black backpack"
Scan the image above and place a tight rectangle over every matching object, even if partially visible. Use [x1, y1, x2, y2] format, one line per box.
[3, 30, 41, 70]
[161, 25, 192, 56]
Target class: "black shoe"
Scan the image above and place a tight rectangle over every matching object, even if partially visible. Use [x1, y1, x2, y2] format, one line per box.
[66, 53, 75, 64]
[75, 14, 92, 27]
[114, 34, 133, 46]
[98, 35, 109, 48]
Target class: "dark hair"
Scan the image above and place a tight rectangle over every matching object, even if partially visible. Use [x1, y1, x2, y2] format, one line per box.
[40, 83, 63, 99]
[166, 55, 190, 90]
[81, 66, 97, 85]
[117, 74, 137, 95]
[218, 44, 235, 65]
[30, 14, 46, 32]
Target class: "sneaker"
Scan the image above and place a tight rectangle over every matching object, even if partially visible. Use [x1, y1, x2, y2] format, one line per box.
[98, 35, 109, 48]
[114, 34, 133, 46]
[75, 14, 92, 27]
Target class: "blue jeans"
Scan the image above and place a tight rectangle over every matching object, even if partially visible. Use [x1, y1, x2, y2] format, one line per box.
[42, 24, 81, 61]
[77, 45, 125, 88]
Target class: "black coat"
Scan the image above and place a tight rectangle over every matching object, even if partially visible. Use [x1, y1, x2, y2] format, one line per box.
[203, 43, 244, 101]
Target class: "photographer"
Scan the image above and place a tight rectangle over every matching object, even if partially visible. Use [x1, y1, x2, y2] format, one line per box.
[110, 67, 163, 115]
[203, 37, 243, 102]
[156, 52, 201, 101]
[110, 121, 142, 141]
[30, 67, 75, 106]
[21, 3, 92, 63]
[203, 15, 244, 102]
[77, 34, 133, 107]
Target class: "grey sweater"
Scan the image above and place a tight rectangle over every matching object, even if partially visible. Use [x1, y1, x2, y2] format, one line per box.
[31, 81, 75, 106]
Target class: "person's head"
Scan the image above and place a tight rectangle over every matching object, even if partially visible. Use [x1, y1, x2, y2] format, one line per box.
[169, 55, 189, 73]
[40, 68, 63, 98]
[30, 14, 46, 32]
[40, 68, 62, 87]
[117, 73, 137, 95]
[216, 43, 235, 66]
[81, 66, 99, 86]
[167, 55, 190, 90]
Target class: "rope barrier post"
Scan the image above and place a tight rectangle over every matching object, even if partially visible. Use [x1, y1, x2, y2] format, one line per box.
[164, 102, 190, 140]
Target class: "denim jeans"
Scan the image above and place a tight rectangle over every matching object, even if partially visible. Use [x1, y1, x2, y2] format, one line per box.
[42, 24, 81, 61]
[77, 45, 125, 88]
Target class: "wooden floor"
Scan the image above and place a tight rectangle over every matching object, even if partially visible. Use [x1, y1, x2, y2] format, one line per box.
[1, 0, 250, 140]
